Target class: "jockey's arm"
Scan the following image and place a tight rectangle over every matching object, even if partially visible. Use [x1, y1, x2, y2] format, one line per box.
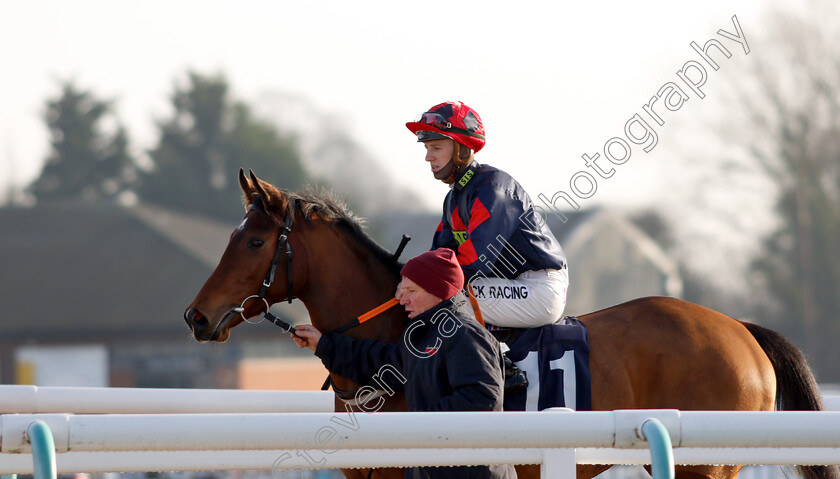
[451, 190, 522, 281]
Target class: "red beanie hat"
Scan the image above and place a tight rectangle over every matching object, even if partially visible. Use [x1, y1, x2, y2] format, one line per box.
[400, 248, 464, 300]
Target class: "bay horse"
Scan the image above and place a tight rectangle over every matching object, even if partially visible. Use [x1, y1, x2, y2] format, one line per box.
[184, 169, 835, 479]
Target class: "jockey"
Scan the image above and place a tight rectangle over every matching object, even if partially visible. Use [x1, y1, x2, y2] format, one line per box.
[404, 101, 569, 332]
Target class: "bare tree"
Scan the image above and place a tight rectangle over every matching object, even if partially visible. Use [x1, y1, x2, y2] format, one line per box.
[718, 3, 840, 380]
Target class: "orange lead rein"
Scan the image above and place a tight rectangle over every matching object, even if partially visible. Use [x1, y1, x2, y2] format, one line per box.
[357, 297, 401, 323]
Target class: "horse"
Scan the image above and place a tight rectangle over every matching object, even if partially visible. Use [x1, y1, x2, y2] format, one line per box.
[184, 169, 835, 479]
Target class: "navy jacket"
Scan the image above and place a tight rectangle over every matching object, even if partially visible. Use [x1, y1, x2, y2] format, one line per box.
[432, 162, 566, 283]
[315, 296, 516, 478]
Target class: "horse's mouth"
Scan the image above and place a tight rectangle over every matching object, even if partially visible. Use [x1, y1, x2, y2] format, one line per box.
[207, 308, 238, 342]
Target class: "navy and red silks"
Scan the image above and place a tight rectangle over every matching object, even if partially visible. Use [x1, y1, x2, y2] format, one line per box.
[432, 162, 567, 283]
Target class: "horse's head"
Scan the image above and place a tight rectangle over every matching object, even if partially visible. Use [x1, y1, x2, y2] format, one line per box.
[184, 169, 307, 342]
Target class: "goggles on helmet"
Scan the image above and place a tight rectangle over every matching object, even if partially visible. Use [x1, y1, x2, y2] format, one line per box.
[416, 112, 452, 130]
[414, 111, 486, 140]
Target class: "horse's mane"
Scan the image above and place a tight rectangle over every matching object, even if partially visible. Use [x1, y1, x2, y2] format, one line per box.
[275, 186, 404, 279]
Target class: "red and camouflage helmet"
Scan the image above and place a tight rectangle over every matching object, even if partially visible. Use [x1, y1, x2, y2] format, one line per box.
[405, 101, 486, 152]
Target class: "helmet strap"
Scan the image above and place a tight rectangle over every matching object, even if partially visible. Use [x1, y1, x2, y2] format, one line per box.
[442, 161, 460, 184]
[453, 143, 473, 167]
[442, 143, 474, 184]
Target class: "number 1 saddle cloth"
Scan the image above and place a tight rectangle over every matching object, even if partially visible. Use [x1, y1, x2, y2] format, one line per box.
[503, 316, 592, 412]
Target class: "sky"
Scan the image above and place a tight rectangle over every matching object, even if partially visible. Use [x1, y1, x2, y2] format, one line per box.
[1, 0, 794, 287]
[1, 0, 769, 207]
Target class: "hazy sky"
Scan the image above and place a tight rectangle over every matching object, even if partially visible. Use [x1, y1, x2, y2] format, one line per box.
[2, 0, 770, 213]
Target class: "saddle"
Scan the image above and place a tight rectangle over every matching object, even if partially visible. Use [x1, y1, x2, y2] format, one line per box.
[495, 317, 592, 411]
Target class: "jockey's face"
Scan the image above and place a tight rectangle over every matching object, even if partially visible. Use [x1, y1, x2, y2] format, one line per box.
[399, 276, 443, 318]
[424, 139, 455, 181]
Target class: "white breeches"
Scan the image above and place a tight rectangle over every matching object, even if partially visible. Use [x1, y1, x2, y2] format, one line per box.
[466, 268, 569, 328]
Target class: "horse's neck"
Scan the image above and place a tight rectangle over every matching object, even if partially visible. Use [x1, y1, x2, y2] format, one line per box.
[297, 222, 404, 341]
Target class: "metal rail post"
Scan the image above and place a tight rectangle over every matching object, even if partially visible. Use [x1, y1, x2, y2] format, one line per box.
[640, 418, 675, 479]
[27, 421, 57, 479]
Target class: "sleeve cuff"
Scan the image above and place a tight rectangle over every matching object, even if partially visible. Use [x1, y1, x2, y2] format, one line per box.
[314, 332, 336, 361]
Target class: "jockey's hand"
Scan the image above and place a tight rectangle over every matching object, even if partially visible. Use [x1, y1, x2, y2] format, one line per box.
[291, 324, 322, 351]
[395, 281, 404, 301]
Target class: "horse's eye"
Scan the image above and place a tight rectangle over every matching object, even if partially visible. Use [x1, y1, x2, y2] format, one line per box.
[247, 238, 265, 249]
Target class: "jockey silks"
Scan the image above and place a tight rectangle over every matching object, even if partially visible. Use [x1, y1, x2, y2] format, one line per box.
[432, 162, 567, 283]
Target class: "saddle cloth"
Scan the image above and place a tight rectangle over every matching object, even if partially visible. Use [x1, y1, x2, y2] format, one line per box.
[503, 316, 592, 411]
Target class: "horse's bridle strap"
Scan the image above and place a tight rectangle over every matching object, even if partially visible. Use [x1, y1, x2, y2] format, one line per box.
[257, 200, 296, 304]
[238, 198, 297, 334]
[264, 311, 295, 334]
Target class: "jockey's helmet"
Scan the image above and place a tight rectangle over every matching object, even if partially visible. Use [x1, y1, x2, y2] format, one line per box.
[406, 101, 486, 184]
[406, 101, 486, 153]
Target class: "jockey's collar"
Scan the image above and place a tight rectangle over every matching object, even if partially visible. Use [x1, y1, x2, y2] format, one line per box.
[453, 161, 480, 191]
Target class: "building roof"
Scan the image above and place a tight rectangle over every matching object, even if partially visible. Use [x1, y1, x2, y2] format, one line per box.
[0, 202, 296, 344]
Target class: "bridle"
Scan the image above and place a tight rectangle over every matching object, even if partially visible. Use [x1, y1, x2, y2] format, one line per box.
[229, 197, 298, 334]
[236, 196, 412, 403]
[256, 199, 295, 305]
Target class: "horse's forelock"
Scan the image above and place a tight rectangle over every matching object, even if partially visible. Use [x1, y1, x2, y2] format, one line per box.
[247, 194, 267, 214]
[252, 179, 294, 214]
[240, 190, 295, 229]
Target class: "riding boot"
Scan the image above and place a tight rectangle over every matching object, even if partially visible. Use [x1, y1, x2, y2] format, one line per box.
[490, 328, 529, 395]
[502, 352, 528, 395]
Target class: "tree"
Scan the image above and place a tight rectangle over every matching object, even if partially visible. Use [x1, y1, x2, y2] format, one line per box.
[139, 71, 307, 220]
[29, 81, 136, 203]
[719, 5, 840, 380]
[252, 91, 428, 216]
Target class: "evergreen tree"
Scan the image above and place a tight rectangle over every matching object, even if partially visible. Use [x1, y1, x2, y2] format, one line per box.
[29, 81, 136, 203]
[139, 71, 307, 220]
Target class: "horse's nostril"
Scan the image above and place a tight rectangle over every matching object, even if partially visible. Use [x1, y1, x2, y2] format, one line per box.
[184, 308, 208, 327]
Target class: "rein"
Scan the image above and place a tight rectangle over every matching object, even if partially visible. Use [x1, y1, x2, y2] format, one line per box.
[325, 235, 410, 336]
[331, 297, 400, 334]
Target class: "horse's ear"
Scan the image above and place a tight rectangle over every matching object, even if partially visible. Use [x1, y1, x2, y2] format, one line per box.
[248, 170, 287, 213]
[249, 170, 268, 202]
[239, 168, 254, 202]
